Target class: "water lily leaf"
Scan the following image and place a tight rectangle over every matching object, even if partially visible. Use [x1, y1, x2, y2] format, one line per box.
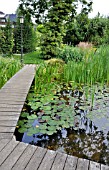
[62, 122, 70, 128]
[47, 126, 56, 131]
[44, 110, 52, 115]
[42, 106, 51, 111]
[17, 120, 24, 126]
[47, 120, 58, 126]
[28, 119, 34, 124]
[39, 124, 47, 130]
[28, 127, 40, 134]
[18, 127, 27, 133]
[31, 102, 41, 110]
[27, 114, 38, 120]
[46, 131, 55, 135]
[26, 132, 34, 136]
[56, 126, 62, 130]
[24, 123, 32, 128]
[40, 129, 47, 134]
[21, 112, 29, 118]
[42, 116, 51, 121]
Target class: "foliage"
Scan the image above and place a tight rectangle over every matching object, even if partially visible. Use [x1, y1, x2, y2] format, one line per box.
[63, 45, 109, 86]
[0, 56, 21, 88]
[57, 45, 85, 63]
[0, 21, 14, 56]
[18, 92, 75, 136]
[63, 13, 90, 45]
[64, 13, 109, 46]
[19, 0, 93, 58]
[13, 13, 36, 53]
[0, 28, 6, 54]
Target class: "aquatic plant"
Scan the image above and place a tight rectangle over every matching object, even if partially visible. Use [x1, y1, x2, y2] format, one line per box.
[18, 92, 75, 136]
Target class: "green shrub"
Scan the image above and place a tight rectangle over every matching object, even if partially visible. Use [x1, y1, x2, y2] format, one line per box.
[57, 45, 84, 63]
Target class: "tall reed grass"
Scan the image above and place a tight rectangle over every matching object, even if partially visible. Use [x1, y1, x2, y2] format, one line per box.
[63, 45, 109, 86]
[0, 56, 21, 88]
[34, 45, 109, 94]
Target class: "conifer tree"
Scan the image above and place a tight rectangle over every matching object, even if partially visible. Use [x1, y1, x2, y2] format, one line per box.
[3, 20, 14, 56]
[19, 0, 93, 58]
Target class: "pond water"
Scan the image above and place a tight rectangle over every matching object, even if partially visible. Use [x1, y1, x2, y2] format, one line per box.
[15, 85, 109, 166]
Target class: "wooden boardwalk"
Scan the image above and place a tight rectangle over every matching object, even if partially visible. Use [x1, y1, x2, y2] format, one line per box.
[0, 65, 109, 170]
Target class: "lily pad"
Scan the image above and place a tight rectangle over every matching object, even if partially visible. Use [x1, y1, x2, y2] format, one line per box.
[42, 116, 51, 121]
[47, 126, 56, 131]
[42, 106, 51, 111]
[21, 112, 29, 118]
[27, 114, 38, 120]
[17, 120, 25, 126]
[28, 127, 40, 134]
[46, 131, 55, 135]
[39, 124, 48, 130]
[18, 127, 27, 133]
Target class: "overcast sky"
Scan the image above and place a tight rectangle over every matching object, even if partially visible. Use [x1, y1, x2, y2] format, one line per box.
[0, 0, 109, 17]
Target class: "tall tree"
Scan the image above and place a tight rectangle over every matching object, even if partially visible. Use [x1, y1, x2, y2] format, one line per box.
[13, 11, 36, 53]
[0, 28, 6, 54]
[19, 0, 93, 58]
[3, 20, 14, 56]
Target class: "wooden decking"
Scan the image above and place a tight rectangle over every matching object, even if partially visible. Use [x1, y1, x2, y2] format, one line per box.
[0, 65, 109, 170]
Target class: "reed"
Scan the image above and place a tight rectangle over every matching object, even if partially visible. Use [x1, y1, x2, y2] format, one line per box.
[63, 45, 109, 87]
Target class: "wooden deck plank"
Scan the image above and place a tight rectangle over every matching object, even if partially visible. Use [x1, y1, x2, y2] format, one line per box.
[0, 139, 11, 151]
[38, 149, 57, 170]
[0, 126, 15, 133]
[89, 161, 101, 170]
[0, 120, 18, 126]
[0, 133, 13, 139]
[0, 139, 19, 165]
[0, 101, 24, 105]
[0, 142, 28, 170]
[76, 158, 89, 170]
[0, 97, 26, 101]
[101, 164, 109, 170]
[12, 145, 37, 170]
[0, 106, 23, 112]
[0, 104, 23, 108]
[64, 155, 78, 170]
[25, 147, 47, 170]
[0, 112, 20, 116]
[0, 96, 26, 102]
[0, 91, 27, 96]
[0, 115, 19, 121]
[51, 152, 67, 170]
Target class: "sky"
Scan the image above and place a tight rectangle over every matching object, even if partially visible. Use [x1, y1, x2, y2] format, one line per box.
[0, 0, 109, 18]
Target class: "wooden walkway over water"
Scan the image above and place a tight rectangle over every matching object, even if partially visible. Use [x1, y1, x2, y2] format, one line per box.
[0, 65, 109, 170]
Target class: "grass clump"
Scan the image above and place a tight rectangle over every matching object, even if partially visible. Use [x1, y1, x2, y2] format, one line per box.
[0, 56, 21, 88]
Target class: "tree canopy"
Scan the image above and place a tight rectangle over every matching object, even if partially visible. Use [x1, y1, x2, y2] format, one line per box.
[19, 0, 93, 58]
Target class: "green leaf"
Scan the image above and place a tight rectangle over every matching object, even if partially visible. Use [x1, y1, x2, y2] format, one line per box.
[18, 127, 27, 133]
[21, 112, 29, 118]
[42, 105, 51, 111]
[17, 120, 24, 126]
[28, 127, 40, 134]
[47, 126, 56, 131]
[27, 114, 38, 120]
[42, 116, 51, 121]
[39, 124, 47, 130]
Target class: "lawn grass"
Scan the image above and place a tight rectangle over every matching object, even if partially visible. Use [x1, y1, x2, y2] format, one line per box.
[13, 51, 44, 64]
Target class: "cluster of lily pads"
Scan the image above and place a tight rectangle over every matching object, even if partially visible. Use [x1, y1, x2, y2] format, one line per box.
[17, 92, 75, 136]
